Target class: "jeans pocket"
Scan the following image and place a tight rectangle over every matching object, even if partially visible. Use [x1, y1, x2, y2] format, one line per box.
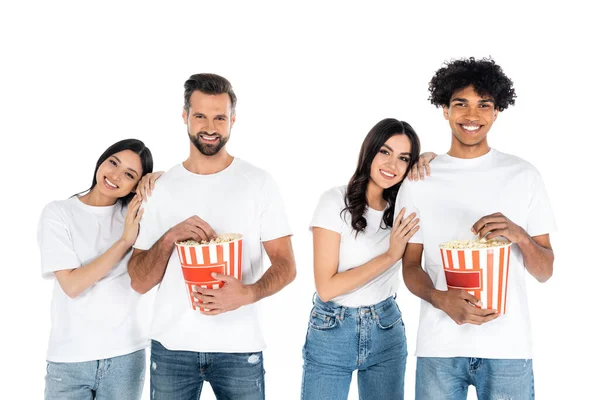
[375, 302, 404, 330]
[308, 307, 338, 330]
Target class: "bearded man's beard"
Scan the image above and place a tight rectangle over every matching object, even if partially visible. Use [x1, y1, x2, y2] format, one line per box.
[188, 130, 229, 156]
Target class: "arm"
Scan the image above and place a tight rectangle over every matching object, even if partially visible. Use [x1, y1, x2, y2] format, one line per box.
[403, 243, 499, 325]
[249, 235, 296, 301]
[472, 213, 554, 282]
[55, 238, 132, 299]
[128, 215, 217, 294]
[55, 195, 144, 298]
[315, 208, 419, 302]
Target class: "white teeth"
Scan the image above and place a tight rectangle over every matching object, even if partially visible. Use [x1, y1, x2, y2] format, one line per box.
[201, 135, 218, 141]
[380, 169, 395, 178]
[105, 178, 118, 188]
[463, 125, 480, 131]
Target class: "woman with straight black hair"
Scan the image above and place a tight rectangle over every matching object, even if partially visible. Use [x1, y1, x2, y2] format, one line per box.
[301, 119, 433, 400]
[38, 138, 158, 400]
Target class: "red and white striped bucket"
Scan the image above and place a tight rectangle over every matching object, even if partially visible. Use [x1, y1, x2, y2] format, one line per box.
[175, 233, 243, 312]
[439, 242, 511, 315]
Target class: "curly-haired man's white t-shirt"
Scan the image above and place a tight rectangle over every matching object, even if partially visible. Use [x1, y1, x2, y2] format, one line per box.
[395, 149, 557, 359]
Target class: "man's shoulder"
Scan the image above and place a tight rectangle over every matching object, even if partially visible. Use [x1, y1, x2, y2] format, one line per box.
[492, 149, 540, 175]
[233, 158, 274, 184]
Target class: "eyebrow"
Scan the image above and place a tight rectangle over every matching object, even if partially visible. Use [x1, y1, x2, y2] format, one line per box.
[111, 156, 140, 177]
[382, 144, 412, 157]
[192, 112, 228, 118]
[451, 97, 495, 104]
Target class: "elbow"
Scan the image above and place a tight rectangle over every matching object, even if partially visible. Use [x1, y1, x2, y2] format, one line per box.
[536, 267, 553, 283]
[60, 283, 83, 299]
[287, 261, 297, 284]
[130, 278, 150, 294]
[315, 286, 333, 303]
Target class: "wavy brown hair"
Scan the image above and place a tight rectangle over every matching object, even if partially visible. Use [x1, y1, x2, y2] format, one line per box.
[342, 118, 420, 234]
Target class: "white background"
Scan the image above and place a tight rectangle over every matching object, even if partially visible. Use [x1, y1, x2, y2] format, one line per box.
[1, 1, 598, 399]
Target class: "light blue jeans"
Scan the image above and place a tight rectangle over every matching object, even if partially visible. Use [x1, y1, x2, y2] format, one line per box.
[416, 357, 535, 399]
[150, 340, 265, 400]
[45, 349, 146, 400]
[301, 295, 408, 400]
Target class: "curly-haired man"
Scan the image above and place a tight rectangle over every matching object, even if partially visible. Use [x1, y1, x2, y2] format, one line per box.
[395, 57, 556, 399]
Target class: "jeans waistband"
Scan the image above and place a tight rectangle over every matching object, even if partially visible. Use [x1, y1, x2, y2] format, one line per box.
[312, 293, 398, 321]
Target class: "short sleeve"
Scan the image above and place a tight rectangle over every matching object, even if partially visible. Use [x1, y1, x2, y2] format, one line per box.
[260, 173, 293, 242]
[309, 187, 345, 234]
[37, 203, 81, 279]
[526, 169, 557, 237]
[134, 193, 163, 251]
[394, 180, 423, 244]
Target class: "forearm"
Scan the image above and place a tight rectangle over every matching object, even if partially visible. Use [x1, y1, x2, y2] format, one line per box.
[316, 253, 396, 302]
[402, 262, 440, 306]
[249, 257, 296, 302]
[128, 233, 175, 293]
[57, 239, 131, 298]
[518, 236, 554, 282]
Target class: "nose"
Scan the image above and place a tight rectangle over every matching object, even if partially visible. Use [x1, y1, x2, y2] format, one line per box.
[206, 119, 217, 134]
[465, 106, 480, 121]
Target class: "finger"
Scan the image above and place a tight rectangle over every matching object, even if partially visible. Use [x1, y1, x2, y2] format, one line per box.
[191, 292, 215, 303]
[211, 273, 234, 282]
[396, 212, 417, 233]
[471, 216, 505, 234]
[402, 223, 420, 240]
[460, 291, 483, 307]
[190, 216, 217, 240]
[200, 308, 223, 316]
[424, 162, 431, 177]
[134, 208, 144, 223]
[393, 208, 407, 231]
[478, 222, 508, 238]
[409, 164, 417, 181]
[419, 164, 425, 180]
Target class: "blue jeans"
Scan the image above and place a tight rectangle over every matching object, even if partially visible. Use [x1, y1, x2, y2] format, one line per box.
[416, 357, 535, 400]
[301, 295, 408, 400]
[150, 340, 264, 400]
[45, 349, 146, 400]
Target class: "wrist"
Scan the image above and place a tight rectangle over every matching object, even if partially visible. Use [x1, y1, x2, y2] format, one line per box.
[429, 288, 444, 309]
[117, 237, 134, 249]
[246, 284, 259, 304]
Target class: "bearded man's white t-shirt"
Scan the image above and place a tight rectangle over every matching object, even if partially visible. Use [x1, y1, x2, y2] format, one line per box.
[134, 158, 292, 353]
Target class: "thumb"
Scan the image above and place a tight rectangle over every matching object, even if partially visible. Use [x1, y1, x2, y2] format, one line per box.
[462, 291, 482, 307]
[212, 273, 234, 281]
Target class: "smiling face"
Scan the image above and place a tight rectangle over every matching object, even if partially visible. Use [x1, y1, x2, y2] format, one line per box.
[369, 133, 412, 191]
[182, 91, 236, 156]
[93, 150, 143, 199]
[443, 85, 498, 157]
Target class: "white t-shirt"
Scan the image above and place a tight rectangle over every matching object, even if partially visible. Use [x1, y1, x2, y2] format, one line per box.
[134, 158, 292, 353]
[38, 197, 149, 362]
[395, 149, 556, 359]
[310, 186, 400, 307]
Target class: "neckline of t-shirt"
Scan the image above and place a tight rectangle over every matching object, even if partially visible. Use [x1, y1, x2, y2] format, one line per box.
[71, 196, 120, 215]
[442, 148, 496, 166]
[178, 157, 239, 178]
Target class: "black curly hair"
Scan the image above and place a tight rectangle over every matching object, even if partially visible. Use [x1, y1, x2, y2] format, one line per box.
[428, 57, 516, 111]
[342, 119, 420, 235]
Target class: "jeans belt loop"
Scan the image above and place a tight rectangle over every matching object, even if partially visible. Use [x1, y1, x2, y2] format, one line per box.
[338, 306, 345, 321]
[370, 305, 377, 320]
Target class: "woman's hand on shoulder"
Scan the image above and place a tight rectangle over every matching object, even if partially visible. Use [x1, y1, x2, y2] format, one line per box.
[121, 195, 144, 247]
[407, 152, 437, 181]
[386, 208, 420, 262]
[136, 171, 164, 201]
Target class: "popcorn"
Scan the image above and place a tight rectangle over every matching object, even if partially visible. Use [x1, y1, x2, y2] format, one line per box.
[440, 238, 510, 250]
[180, 236, 236, 245]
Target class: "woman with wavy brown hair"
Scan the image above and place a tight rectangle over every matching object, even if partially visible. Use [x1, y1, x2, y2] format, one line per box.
[301, 119, 434, 400]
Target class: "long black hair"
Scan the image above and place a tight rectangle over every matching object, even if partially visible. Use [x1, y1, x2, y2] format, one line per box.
[75, 139, 153, 206]
[342, 118, 420, 234]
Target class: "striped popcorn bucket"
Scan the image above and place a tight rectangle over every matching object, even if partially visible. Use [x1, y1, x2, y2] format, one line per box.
[439, 242, 511, 314]
[175, 234, 243, 312]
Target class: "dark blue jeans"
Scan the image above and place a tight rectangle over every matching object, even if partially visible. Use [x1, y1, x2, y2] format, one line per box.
[150, 340, 264, 400]
[301, 295, 408, 400]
